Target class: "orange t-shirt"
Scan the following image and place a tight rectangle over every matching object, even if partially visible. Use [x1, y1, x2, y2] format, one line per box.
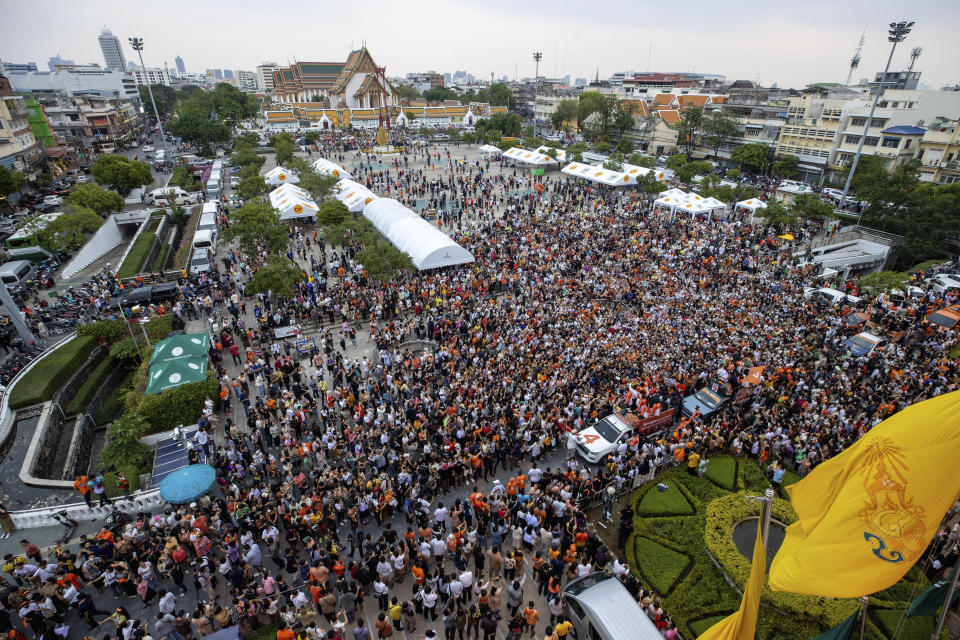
[277, 629, 295, 640]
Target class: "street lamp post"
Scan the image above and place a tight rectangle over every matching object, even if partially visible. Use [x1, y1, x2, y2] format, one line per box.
[838, 21, 913, 225]
[128, 37, 170, 159]
[532, 52, 542, 138]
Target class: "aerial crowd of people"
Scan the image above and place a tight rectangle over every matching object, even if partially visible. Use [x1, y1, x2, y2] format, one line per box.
[2, 130, 958, 640]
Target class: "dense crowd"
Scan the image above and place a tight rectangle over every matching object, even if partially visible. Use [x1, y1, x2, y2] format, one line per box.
[3, 135, 958, 640]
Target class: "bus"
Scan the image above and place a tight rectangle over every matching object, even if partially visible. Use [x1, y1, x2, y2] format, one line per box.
[4, 213, 63, 250]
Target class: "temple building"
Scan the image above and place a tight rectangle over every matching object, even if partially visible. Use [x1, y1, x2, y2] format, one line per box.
[271, 47, 398, 108]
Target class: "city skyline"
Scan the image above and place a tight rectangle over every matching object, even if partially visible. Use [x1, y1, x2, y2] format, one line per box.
[2, 0, 959, 90]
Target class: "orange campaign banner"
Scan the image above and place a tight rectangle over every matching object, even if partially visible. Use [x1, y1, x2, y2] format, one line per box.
[631, 408, 677, 436]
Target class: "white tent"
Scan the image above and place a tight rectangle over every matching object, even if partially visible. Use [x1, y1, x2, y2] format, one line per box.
[264, 166, 299, 185]
[653, 188, 690, 213]
[701, 196, 728, 212]
[677, 199, 713, 216]
[735, 198, 767, 212]
[311, 158, 352, 179]
[561, 162, 628, 186]
[333, 179, 378, 213]
[502, 147, 558, 165]
[269, 184, 317, 221]
[478, 144, 503, 156]
[363, 198, 475, 270]
[534, 146, 567, 162]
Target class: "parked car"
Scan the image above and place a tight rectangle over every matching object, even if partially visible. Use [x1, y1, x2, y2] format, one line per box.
[42, 195, 63, 207]
[928, 274, 960, 296]
[803, 287, 861, 306]
[142, 145, 155, 153]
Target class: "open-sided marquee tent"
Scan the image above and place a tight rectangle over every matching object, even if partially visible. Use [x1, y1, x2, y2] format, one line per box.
[502, 147, 559, 165]
[264, 166, 299, 186]
[534, 146, 567, 162]
[363, 198, 475, 270]
[333, 179, 378, 213]
[269, 183, 318, 221]
[478, 145, 503, 156]
[311, 158, 352, 179]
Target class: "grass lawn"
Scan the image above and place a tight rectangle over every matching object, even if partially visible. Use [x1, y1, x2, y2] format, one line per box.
[9, 335, 98, 409]
[704, 456, 736, 490]
[636, 480, 694, 516]
[633, 536, 690, 593]
[151, 244, 170, 271]
[910, 259, 942, 273]
[116, 232, 156, 278]
[64, 355, 114, 416]
[950, 345, 960, 360]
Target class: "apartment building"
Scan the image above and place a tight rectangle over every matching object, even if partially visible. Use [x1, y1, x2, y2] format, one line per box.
[131, 67, 171, 87]
[0, 75, 40, 170]
[916, 121, 960, 184]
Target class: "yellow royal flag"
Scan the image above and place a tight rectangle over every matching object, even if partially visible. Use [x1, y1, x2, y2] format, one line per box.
[699, 515, 766, 640]
[770, 391, 960, 598]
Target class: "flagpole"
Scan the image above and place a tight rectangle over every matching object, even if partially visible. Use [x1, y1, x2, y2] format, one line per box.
[859, 596, 868, 640]
[755, 487, 774, 640]
[932, 561, 960, 640]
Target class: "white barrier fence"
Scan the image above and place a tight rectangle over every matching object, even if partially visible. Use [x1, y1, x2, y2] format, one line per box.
[10, 489, 165, 530]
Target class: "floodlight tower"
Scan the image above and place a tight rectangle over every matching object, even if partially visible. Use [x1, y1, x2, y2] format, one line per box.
[845, 30, 866, 86]
[533, 52, 542, 138]
[907, 47, 922, 72]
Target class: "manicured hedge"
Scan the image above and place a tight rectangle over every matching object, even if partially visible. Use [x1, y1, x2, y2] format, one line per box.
[127, 370, 219, 435]
[633, 536, 690, 593]
[8, 335, 98, 409]
[637, 481, 694, 516]
[704, 456, 736, 490]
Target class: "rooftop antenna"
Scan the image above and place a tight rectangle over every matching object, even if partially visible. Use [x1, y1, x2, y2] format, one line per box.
[845, 28, 866, 86]
[907, 46, 922, 72]
[647, 44, 652, 72]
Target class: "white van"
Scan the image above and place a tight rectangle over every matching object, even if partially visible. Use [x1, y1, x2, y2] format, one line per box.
[192, 229, 218, 254]
[0, 260, 36, 287]
[197, 212, 218, 234]
[146, 186, 198, 206]
[563, 573, 662, 640]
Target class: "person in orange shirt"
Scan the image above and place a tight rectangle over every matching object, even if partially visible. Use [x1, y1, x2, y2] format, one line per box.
[74, 475, 92, 508]
[276, 622, 295, 640]
[522, 602, 539, 637]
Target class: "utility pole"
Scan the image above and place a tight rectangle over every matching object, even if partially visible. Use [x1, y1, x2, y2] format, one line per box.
[838, 21, 914, 224]
[129, 37, 170, 160]
[533, 52, 542, 138]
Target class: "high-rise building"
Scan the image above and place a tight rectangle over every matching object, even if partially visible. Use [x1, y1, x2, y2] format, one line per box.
[98, 28, 127, 71]
[175, 55, 186, 75]
[0, 61, 39, 73]
[223, 69, 233, 80]
[256, 62, 279, 91]
[47, 55, 74, 72]
[127, 61, 137, 71]
[235, 70, 258, 92]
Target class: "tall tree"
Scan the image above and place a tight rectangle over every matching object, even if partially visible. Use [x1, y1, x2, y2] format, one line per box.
[676, 106, 705, 157]
[222, 201, 288, 256]
[395, 85, 421, 102]
[137, 84, 177, 119]
[703, 110, 739, 159]
[577, 91, 606, 132]
[423, 87, 459, 103]
[317, 200, 350, 227]
[247, 256, 303, 298]
[774, 154, 800, 179]
[66, 183, 124, 214]
[550, 99, 579, 132]
[486, 82, 516, 109]
[0, 167, 26, 198]
[235, 176, 267, 201]
[90, 155, 153, 194]
[730, 143, 771, 173]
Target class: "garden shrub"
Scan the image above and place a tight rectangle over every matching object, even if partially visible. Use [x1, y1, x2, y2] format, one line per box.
[636, 481, 694, 516]
[703, 456, 736, 490]
[689, 616, 728, 636]
[101, 464, 142, 498]
[632, 536, 690, 593]
[8, 335, 98, 409]
[872, 608, 941, 640]
[94, 370, 135, 424]
[128, 370, 219, 434]
[99, 412, 152, 473]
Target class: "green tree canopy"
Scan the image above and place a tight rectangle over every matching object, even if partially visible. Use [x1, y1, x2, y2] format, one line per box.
[395, 84, 421, 102]
[757, 200, 798, 228]
[423, 87, 459, 103]
[247, 255, 303, 298]
[676, 106, 704, 157]
[774, 154, 800, 179]
[231, 145, 265, 171]
[665, 154, 688, 170]
[222, 201, 288, 256]
[616, 137, 633, 154]
[792, 193, 834, 220]
[702, 110, 739, 158]
[137, 84, 177, 119]
[317, 200, 350, 227]
[28, 206, 104, 253]
[486, 82, 516, 109]
[628, 153, 655, 168]
[90, 155, 153, 194]
[235, 176, 267, 201]
[0, 167, 27, 198]
[166, 112, 230, 155]
[476, 113, 522, 138]
[730, 143, 771, 173]
[550, 99, 579, 132]
[270, 133, 296, 165]
[66, 182, 124, 214]
[675, 160, 714, 184]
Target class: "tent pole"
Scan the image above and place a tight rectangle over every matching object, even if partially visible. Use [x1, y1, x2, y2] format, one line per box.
[932, 561, 960, 639]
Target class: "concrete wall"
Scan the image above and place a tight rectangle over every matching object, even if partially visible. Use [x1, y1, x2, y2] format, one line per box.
[61, 214, 123, 278]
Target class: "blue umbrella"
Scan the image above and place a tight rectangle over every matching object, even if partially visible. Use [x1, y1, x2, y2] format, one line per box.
[158, 464, 216, 504]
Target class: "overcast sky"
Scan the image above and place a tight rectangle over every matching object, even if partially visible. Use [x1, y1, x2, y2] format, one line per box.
[3, 0, 959, 90]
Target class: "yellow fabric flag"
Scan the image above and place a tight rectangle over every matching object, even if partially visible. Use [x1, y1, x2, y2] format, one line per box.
[699, 515, 766, 640]
[770, 391, 960, 598]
